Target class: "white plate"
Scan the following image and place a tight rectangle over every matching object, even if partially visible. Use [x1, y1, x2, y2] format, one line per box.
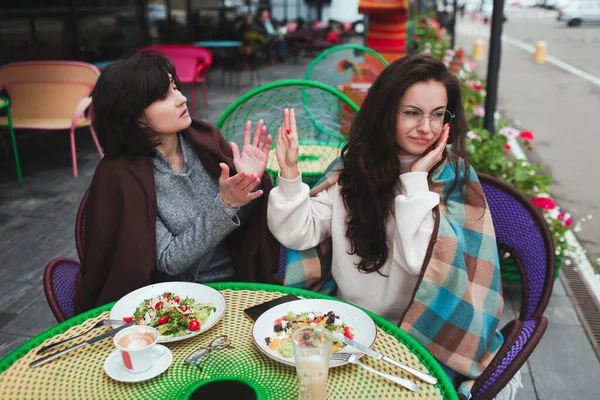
[110, 282, 226, 343]
[104, 345, 172, 383]
[252, 299, 377, 367]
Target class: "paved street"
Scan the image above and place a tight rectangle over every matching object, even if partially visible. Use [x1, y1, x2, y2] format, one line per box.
[458, 5, 600, 262]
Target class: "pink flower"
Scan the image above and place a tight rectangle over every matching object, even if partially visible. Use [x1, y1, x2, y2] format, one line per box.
[558, 212, 566, 221]
[503, 144, 511, 150]
[467, 130, 483, 141]
[565, 218, 573, 227]
[474, 106, 485, 117]
[520, 131, 535, 140]
[530, 196, 556, 210]
[499, 127, 519, 138]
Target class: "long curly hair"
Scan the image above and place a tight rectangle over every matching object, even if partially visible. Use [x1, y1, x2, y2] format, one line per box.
[339, 54, 470, 274]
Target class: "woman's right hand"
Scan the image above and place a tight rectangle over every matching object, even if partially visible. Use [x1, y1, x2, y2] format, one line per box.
[218, 163, 263, 208]
[276, 108, 300, 180]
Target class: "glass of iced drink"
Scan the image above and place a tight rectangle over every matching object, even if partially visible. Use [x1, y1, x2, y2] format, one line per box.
[292, 326, 333, 400]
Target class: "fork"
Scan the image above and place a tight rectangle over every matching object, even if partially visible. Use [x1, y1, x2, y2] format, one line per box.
[331, 353, 420, 392]
[36, 319, 125, 355]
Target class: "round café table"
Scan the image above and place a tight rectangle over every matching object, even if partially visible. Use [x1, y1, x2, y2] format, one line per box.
[0, 283, 458, 399]
[193, 41, 242, 48]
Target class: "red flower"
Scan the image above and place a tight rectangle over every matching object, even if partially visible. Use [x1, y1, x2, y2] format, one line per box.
[503, 144, 511, 150]
[473, 83, 483, 91]
[530, 196, 556, 210]
[456, 48, 464, 59]
[565, 218, 573, 227]
[520, 131, 535, 140]
[558, 212, 566, 221]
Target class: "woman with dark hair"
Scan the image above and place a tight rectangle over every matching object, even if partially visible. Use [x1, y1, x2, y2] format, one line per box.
[268, 54, 507, 398]
[74, 51, 280, 313]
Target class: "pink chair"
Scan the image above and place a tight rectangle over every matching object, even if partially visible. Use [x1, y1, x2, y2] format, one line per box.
[0, 61, 103, 178]
[138, 45, 213, 113]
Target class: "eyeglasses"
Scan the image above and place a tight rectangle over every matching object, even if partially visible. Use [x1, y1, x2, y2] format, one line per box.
[184, 335, 234, 370]
[398, 108, 455, 131]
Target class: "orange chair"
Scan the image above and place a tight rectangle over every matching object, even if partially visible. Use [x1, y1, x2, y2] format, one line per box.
[0, 61, 103, 178]
[138, 45, 212, 113]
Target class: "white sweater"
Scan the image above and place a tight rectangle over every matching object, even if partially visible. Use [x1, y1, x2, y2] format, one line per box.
[267, 156, 441, 323]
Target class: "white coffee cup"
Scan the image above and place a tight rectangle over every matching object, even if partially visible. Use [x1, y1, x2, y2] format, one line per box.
[113, 326, 164, 374]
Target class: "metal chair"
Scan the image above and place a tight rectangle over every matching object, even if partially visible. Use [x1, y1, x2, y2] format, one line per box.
[43, 191, 88, 322]
[471, 173, 555, 399]
[216, 79, 359, 187]
[0, 61, 103, 178]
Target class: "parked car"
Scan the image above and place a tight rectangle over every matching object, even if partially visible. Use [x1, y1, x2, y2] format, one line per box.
[557, 0, 600, 26]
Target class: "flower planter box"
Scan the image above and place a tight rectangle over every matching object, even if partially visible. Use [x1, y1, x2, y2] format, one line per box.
[500, 253, 562, 282]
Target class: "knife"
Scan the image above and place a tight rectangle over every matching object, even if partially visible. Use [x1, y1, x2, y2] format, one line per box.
[30, 320, 136, 368]
[333, 332, 438, 385]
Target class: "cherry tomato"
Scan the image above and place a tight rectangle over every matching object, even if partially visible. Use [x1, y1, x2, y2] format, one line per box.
[188, 320, 201, 331]
[180, 305, 189, 312]
[164, 296, 170, 301]
[155, 301, 164, 310]
[123, 316, 133, 323]
[174, 296, 181, 303]
[157, 316, 169, 325]
[343, 326, 354, 340]
[314, 317, 323, 324]
[136, 317, 144, 325]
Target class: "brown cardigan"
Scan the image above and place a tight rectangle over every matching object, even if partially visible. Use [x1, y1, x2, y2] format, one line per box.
[74, 119, 281, 313]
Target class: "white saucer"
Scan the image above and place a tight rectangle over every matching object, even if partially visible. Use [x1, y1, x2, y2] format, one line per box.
[104, 345, 172, 383]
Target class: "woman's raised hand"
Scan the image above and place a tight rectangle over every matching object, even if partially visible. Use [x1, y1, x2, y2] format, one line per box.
[230, 119, 272, 180]
[275, 108, 300, 180]
[410, 124, 450, 173]
[218, 163, 263, 208]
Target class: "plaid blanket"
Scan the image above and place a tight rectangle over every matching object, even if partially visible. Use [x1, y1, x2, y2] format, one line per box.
[282, 156, 504, 393]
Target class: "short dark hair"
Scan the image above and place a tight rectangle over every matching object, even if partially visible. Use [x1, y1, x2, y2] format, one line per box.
[91, 50, 180, 158]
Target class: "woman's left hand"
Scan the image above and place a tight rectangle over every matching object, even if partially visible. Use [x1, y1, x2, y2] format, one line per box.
[230, 119, 272, 180]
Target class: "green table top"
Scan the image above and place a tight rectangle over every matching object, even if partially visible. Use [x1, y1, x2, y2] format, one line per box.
[0, 282, 457, 400]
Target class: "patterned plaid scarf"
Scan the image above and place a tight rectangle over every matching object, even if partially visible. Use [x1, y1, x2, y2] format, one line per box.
[282, 156, 504, 393]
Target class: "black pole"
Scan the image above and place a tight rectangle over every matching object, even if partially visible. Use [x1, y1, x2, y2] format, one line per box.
[185, 0, 193, 43]
[68, 0, 80, 59]
[29, 17, 37, 43]
[483, 0, 504, 135]
[316, 0, 323, 21]
[450, 0, 457, 48]
[138, 0, 150, 45]
[165, 0, 173, 42]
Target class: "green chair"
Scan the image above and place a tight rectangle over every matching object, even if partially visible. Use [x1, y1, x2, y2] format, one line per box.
[304, 44, 389, 90]
[0, 96, 22, 187]
[216, 80, 359, 186]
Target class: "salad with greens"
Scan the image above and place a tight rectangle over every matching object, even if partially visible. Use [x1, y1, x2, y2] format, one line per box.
[122, 292, 216, 337]
[265, 311, 354, 358]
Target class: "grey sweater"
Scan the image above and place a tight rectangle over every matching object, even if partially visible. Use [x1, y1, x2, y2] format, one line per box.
[153, 135, 247, 282]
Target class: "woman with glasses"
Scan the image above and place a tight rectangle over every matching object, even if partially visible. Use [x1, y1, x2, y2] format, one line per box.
[267, 55, 506, 399]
